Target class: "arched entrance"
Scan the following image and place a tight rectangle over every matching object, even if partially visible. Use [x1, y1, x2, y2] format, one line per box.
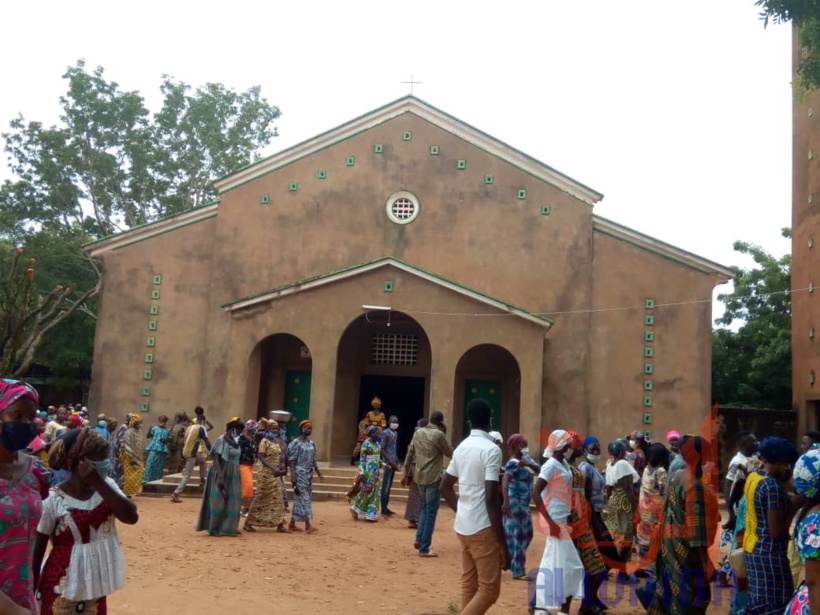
[453, 344, 521, 443]
[332, 311, 432, 462]
[248, 333, 313, 442]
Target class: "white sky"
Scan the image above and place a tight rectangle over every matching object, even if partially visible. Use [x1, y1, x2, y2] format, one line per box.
[1, 0, 793, 318]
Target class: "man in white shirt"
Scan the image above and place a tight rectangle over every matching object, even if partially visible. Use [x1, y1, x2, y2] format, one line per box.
[724, 431, 757, 500]
[441, 399, 510, 615]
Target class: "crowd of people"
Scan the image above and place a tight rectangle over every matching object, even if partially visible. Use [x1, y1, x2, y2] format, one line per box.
[8, 376, 820, 615]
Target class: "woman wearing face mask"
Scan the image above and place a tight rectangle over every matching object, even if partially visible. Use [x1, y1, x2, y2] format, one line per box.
[501, 433, 539, 580]
[288, 420, 323, 533]
[627, 431, 649, 486]
[603, 439, 640, 582]
[238, 419, 258, 517]
[741, 436, 800, 615]
[350, 425, 383, 522]
[636, 443, 670, 572]
[142, 415, 170, 483]
[120, 414, 145, 497]
[579, 436, 619, 566]
[244, 419, 289, 533]
[0, 379, 49, 615]
[196, 418, 244, 536]
[32, 427, 138, 614]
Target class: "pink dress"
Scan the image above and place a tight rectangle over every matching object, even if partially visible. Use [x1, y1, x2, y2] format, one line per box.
[0, 455, 50, 611]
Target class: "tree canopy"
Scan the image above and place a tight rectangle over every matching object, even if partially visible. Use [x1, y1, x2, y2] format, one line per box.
[712, 229, 792, 409]
[0, 61, 280, 380]
[756, 0, 820, 92]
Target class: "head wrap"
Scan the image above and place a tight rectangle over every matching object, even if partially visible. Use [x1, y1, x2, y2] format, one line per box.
[245, 419, 259, 431]
[48, 427, 109, 471]
[68, 414, 83, 428]
[566, 429, 582, 450]
[794, 448, 820, 498]
[488, 431, 503, 445]
[544, 429, 572, 458]
[174, 412, 189, 424]
[367, 425, 380, 437]
[0, 379, 39, 414]
[226, 418, 244, 431]
[128, 413, 142, 428]
[758, 436, 799, 465]
[630, 430, 645, 441]
[666, 430, 681, 441]
[507, 433, 526, 451]
[582, 436, 599, 450]
[608, 439, 627, 458]
[300, 420, 312, 429]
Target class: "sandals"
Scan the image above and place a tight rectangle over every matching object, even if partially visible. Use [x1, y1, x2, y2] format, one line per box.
[418, 551, 438, 558]
[170, 494, 182, 503]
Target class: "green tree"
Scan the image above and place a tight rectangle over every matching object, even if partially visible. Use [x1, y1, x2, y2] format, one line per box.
[0, 60, 281, 379]
[712, 229, 792, 409]
[756, 0, 820, 92]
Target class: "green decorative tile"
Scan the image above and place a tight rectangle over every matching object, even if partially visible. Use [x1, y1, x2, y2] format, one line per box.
[811, 371, 816, 385]
[645, 298, 655, 309]
[402, 131, 412, 141]
[148, 320, 157, 331]
[146, 337, 155, 348]
[374, 144, 384, 153]
[644, 347, 654, 358]
[289, 181, 298, 192]
[152, 274, 162, 285]
[149, 305, 159, 315]
[430, 145, 440, 155]
[260, 194, 270, 204]
[645, 315, 655, 326]
[484, 174, 494, 185]
[143, 369, 152, 380]
[809, 238, 814, 248]
[383, 281, 394, 292]
[643, 380, 654, 391]
[643, 396, 654, 407]
[645, 331, 655, 342]
[317, 169, 327, 179]
[517, 189, 527, 200]
[644, 429, 652, 438]
[811, 327, 815, 339]
[457, 159, 467, 170]
[145, 353, 154, 364]
[141, 385, 151, 396]
[140, 402, 150, 412]
[151, 289, 161, 300]
[346, 156, 356, 166]
[644, 363, 654, 374]
[541, 205, 551, 215]
[643, 412, 653, 424]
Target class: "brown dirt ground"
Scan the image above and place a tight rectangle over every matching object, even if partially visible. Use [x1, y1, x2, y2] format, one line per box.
[108, 497, 731, 614]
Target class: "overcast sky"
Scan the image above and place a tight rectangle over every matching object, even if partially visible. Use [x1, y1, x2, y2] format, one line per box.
[1, 1, 792, 316]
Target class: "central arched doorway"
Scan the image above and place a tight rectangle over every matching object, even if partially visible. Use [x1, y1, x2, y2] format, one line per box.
[247, 333, 313, 442]
[332, 311, 432, 463]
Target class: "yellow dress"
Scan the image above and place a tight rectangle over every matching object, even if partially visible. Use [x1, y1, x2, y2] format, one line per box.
[120, 427, 146, 496]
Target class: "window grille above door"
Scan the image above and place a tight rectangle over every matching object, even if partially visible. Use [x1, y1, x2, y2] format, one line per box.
[370, 333, 419, 365]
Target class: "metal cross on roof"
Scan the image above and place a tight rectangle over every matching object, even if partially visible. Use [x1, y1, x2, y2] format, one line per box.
[402, 73, 422, 95]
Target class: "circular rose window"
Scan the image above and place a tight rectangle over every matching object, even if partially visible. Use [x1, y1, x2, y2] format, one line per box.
[385, 191, 420, 225]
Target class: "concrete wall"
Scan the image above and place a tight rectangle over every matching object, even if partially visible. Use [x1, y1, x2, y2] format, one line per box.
[588, 231, 720, 443]
[793, 33, 820, 433]
[89, 217, 216, 418]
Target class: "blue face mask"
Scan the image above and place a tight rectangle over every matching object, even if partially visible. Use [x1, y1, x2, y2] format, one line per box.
[0, 421, 37, 452]
[94, 459, 112, 477]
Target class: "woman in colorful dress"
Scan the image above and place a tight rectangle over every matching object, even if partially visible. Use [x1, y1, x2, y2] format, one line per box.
[120, 414, 145, 497]
[238, 419, 258, 517]
[628, 430, 649, 484]
[288, 420, 323, 533]
[111, 413, 131, 489]
[164, 412, 189, 475]
[636, 442, 670, 568]
[32, 427, 138, 614]
[502, 433, 539, 580]
[646, 436, 719, 615]
[531, 429, 586, 615]
[244, 421, 288, 533]
[351, 426, 382, 522]
[785, 446, 820, 614]
[0, 379, 49, 615]
[742, 436, 799, 615]
[603, 439, 639, 581]
[579, 436, 619, 567]
[142, 415, 170, 483]
[196, 418, 243, 536]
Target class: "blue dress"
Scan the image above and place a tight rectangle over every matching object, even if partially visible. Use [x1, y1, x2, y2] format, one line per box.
[503, 457, 534, 578]
[143, 425, 171, 483]
[288, 438, 317, 522]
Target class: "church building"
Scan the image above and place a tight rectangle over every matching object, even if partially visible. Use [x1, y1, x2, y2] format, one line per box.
[86, 96, 733, 459]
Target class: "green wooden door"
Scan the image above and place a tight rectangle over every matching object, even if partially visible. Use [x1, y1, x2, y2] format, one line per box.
[284, 370, 312, 442]
[463, 380, 502, 439]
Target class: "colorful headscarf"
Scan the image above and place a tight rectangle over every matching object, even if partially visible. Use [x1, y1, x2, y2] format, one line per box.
[582, 436, 599, 449]
[48, 427, 109, 471]
[128, 413, 142, 428]
[566, 429, 582, 451]
[507, 433, 526, 451]
[795, 447, 820, 498]
[0, 378, 39, 413]
[300, 420, 312, 429]
[608, 439, 628, 458]
[245, 419, 259, 431]
[367, 425, 380, 437]
[630, 430, 646, 441]
[544, 429, 572, 458]
[666, 430, 681, 441]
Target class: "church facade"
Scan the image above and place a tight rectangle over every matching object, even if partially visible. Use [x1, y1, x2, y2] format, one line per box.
[86, 97, 733, 459]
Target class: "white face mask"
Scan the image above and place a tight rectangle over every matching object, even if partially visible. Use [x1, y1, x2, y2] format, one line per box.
[390, 423, 399, 430]
[521, 447, 530, 457]
[586, 453, 601, 462]
[629, 440, 638, 450]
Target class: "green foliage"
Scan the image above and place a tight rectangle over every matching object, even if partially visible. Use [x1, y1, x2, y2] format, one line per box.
[755, 0, 820, 92]
[712, 229, 791, 409]
[0, 60, 280, 381]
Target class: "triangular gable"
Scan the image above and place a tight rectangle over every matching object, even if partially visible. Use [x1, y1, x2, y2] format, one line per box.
[212, 96, 603, 206]
[221, 257, 554, 329]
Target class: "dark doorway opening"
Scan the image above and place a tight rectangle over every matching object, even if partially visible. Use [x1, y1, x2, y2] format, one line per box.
[358, 375, 426, 462]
